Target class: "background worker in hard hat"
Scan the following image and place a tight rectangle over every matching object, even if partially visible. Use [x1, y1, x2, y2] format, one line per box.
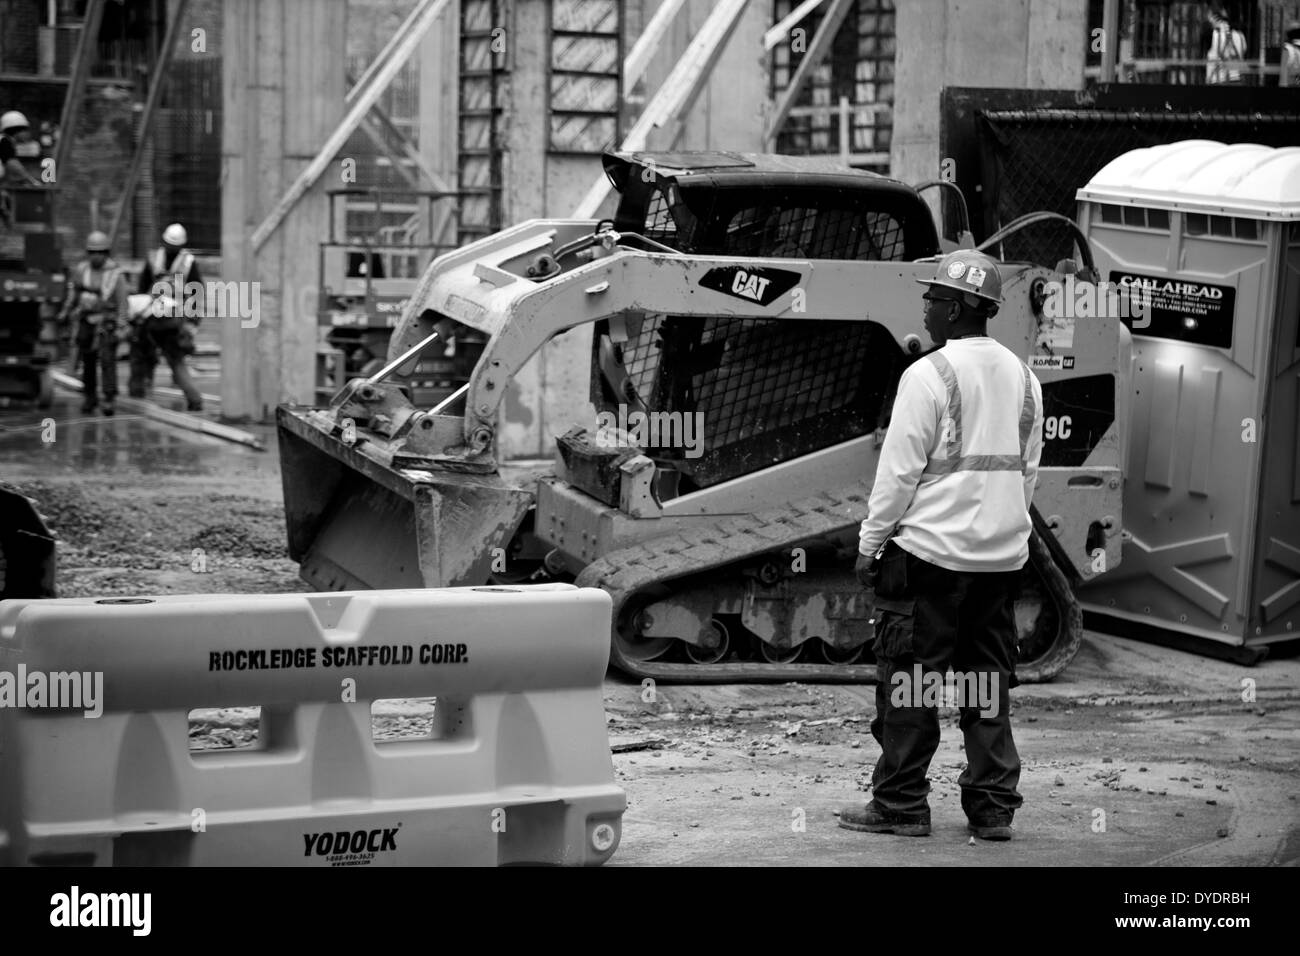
[60, 231, 127, 415]
[130, 222, 203, 411]
[1205, 8, 1248, 85]
[840, 250, 1043, 841]
[0, 110, 40, 186]
[1281, 21, 1300, 87]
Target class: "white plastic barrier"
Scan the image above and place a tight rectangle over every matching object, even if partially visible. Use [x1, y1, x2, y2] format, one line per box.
[0, 584, 624, 866]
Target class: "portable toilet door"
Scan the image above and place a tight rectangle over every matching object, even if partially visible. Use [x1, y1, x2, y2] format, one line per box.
[1074, 140, 1300, 658]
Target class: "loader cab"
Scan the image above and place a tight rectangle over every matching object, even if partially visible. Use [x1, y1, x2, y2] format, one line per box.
[602, 151, 941, 261]
[587, 152, 940, 498]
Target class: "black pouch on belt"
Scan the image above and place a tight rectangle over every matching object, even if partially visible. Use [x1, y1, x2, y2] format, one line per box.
[875, 539, 910, 599]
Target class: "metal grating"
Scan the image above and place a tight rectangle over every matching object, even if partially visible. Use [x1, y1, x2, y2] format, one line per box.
[689, 316, 870, 448]
[976, 105, 1300, 264]
[596, 183, 914, 485]
[622, 313, 664, 402]
[614, 308, 896, 487]
[722, 205, 905, 261]
[458, 0, 507, 244]
[549, 0, 621, 152]
[1084, 0, 1281, 85]
[770, 0, 896, 169]
[155, 60, 222, 253]
[643, 189, 677, 244]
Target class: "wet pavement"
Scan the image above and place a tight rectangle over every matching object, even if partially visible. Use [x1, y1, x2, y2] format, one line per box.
[0, 390, 278, 482]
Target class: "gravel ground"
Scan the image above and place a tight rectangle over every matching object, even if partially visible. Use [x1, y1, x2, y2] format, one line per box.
[5, 477, 302, 598]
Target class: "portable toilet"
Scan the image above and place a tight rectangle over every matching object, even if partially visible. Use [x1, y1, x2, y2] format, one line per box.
[1074, 141, 1300, 661]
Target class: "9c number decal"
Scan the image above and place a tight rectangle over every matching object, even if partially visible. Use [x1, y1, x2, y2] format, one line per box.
[1044, 415, 1072, 441]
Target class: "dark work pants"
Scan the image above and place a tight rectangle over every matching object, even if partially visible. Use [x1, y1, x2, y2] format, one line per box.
[127, 331, 155, 397]
[869, 541, 1024, 820]
[128, 329, 201, 407]
[77, 318, 118, 405]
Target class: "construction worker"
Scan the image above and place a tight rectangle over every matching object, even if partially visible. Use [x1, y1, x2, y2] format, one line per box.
[1, 110, 40, 188]
[1206, 9, 1248, 85]
[60, 231, 127, 415]
[1281, 21, 1300, 87]
[130, 222, 203, 411]
[839, 250, 1043, 841]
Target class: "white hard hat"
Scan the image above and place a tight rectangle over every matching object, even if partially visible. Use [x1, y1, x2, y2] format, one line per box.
[1, 110, 30, 133]
[162, 223, 188, 246]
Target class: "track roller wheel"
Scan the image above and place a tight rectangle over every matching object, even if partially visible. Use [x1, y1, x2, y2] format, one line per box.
[817, 640, 868, 665]
[684, 618, 731, 665]
[758, 639, 804, 664]
[615, 595, 675, 663]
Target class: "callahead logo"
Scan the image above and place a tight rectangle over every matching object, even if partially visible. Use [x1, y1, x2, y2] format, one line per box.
[304, 825, 399, 866]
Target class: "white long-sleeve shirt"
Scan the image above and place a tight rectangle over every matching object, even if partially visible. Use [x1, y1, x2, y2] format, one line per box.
[858, 337, 1044, 573]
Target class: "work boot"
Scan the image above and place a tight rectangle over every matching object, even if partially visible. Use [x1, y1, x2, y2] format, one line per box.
[967, 814, 1014, 841]
[186, 400, 203, 413]
[101, 398, 115, 417]
[837, 800, 931, 836]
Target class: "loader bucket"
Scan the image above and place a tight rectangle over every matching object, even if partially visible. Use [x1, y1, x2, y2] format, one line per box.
[277, 407, 534, 591]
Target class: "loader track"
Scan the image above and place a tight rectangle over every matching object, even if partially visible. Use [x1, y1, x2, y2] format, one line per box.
[574, 489, 1082, 684]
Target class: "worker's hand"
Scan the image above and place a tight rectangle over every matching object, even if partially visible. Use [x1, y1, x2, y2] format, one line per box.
[855, 552, 878, 589]
[177, 322, 197, 356]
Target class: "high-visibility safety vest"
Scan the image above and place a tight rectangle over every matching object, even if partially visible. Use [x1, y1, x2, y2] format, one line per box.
[858, 337, 1044, 573]
[71, 260, 122, 315]
[921, 351, 1037, 476]
[1282, 41, 1300, 87]
[1207, 27, 1246, 84]
[149, 246, 195, 300]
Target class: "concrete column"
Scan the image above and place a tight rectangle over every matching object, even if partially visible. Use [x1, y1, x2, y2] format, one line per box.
[676, 0, 768, 152]
[505, 0, 549, 223]
[891, 0, 1086, 202]
[1027, 0, 1089, 89]
[417, 0, 458, 242]
[220, 0, 346, 421]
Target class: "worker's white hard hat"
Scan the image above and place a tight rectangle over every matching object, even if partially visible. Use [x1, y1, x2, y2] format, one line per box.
[162, 223, 188, 246]
[917, 249, 1004, 307]
[1, 110, 30, 133]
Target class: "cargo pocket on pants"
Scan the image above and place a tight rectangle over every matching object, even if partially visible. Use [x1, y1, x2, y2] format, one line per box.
[870, 597, 916, 663]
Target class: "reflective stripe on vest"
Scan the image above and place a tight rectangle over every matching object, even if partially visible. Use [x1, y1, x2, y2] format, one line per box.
[150, 248, 194, 298]
[921, 351, 1035, 476]
[76, 261, 120, 301]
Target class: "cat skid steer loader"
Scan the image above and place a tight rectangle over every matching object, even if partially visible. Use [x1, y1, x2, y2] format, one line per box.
[277, 151, 1128, 682]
